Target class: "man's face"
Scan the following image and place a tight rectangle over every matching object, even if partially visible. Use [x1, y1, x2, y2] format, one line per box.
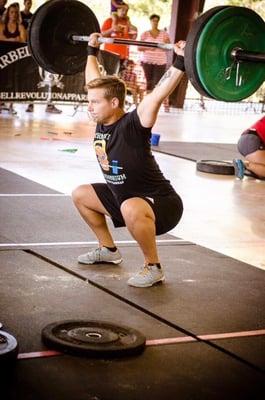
[87, 88, 116, 124]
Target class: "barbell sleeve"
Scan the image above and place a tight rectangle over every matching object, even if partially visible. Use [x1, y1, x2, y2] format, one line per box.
[71, 35, 174, 50]
[231, 48, 265, 64]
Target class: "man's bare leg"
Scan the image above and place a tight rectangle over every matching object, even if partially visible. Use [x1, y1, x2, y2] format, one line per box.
[72, 184, 115, 247]
[120, 197, 159, 264]
[246, 150, 265, 178]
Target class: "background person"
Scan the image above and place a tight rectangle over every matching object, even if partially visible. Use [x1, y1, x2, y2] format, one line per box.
[119, 59, 143, 106]
[111, 0, 125, 14]
[139, 14, 171, 111]
[71, 34, 186, 288]
[20, 0, 33, 29]
[0, 2, 27, 42]
[0, 0, 7, 112]
[0, 0, 7, 18]
[138, 14, 171, 93]
[0, 2, 27, 114]
[233, 115, 265, 179]
[20, 0, 35, 113]
[101, 3, 137, 71]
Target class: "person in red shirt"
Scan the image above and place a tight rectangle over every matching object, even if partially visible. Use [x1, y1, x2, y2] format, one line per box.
[233, 115, 265, 179]
[101, 3, 137, 69]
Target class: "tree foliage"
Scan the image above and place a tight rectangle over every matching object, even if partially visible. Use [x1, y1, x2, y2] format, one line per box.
[225, 0, 265, 18]
[128, 0, 171, 17]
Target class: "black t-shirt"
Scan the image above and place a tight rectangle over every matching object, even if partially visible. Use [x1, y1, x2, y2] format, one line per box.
[21, 11, 33, 30]
[94, 109, 176, 203]
[0, 7, 6, 17]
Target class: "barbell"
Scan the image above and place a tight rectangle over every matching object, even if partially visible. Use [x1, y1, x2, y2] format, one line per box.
[28, 0, 265, 102]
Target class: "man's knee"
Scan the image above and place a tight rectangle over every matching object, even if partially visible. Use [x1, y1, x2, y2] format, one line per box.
[121, 198, 155, 225]
[72, 184, 93, 205]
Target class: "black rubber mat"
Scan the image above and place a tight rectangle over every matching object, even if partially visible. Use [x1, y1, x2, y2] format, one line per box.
[0, 250, 180, 353]
[35, 245, 265, 334]
[1, 254, 265, 399]
[152, 142, 240, 162]
[34, 245, 265, 372]
[0, 168, 60, 194]
[4, 343, 265, 400]
[0, 195, 101, 243]
[2, 159, 265, 398]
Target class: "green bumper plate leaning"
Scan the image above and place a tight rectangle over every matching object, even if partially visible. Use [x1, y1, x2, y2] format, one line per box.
[195, 7, 265, 102]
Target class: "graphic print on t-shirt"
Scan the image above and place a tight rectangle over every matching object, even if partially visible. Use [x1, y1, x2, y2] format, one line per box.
[94, 135, 126, 185]
[94, 139, 109, 171]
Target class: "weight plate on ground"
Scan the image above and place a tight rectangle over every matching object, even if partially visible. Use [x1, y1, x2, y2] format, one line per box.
[196, 7, 265, 102]
[42, 320, 146, 357]
[196, 160, 235, 175]
[28, 0, 100, 75]
[0, 330, 19, 365]
[185, 6, 230, 99]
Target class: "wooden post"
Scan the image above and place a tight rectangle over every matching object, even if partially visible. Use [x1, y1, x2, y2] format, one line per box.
[168, 0, 205, 108]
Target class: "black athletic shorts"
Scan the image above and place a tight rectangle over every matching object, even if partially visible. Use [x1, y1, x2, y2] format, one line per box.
[92, 183, 183, 236]
[237, 129, 264, 156]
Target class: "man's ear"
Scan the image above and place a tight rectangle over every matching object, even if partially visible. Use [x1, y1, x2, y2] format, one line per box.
[111, 97, 120, 109]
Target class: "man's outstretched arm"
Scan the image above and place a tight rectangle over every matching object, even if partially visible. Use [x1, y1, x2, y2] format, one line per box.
[85, 33, 102, 84]
[137, 41, 186, 128]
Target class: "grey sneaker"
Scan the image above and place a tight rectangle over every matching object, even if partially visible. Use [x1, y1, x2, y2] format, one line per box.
[78, 247, 122, 265]
[127, 265, 165, 288]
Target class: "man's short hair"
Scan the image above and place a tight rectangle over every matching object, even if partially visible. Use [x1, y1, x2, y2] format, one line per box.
[86, 76, 126, 108]
[150, 14, 160, 21]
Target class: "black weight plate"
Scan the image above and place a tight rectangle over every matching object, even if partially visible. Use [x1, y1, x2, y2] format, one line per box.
[42, 320, 146, 357]
[28, 0, 100, 75]
[185, 6, 230, 99]
[0, 330, 19, 365]
[196, 159, 235, 175]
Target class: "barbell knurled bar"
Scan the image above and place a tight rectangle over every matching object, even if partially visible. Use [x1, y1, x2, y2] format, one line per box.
[72, 35, 265, 63]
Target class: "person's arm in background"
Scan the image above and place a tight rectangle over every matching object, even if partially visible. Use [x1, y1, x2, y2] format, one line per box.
[101, 16, 116, 37]
[163, 30, 171, 44]
[0, 23, 6, 41]
[137, 40, 186, 127]
[19, 23, 27, 42]
[128, 22, 137, 40]
[85, 33, 102, 84]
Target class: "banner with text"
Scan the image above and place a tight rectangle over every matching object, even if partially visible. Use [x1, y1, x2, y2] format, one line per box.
[0, 42, 120, 103]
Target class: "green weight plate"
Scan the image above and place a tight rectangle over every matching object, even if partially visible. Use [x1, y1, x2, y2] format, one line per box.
[185, 6, 230, 99]
[196, 7, 265, 102]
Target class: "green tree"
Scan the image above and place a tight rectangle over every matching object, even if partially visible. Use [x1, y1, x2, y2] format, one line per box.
[225, 0, 265, 18]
